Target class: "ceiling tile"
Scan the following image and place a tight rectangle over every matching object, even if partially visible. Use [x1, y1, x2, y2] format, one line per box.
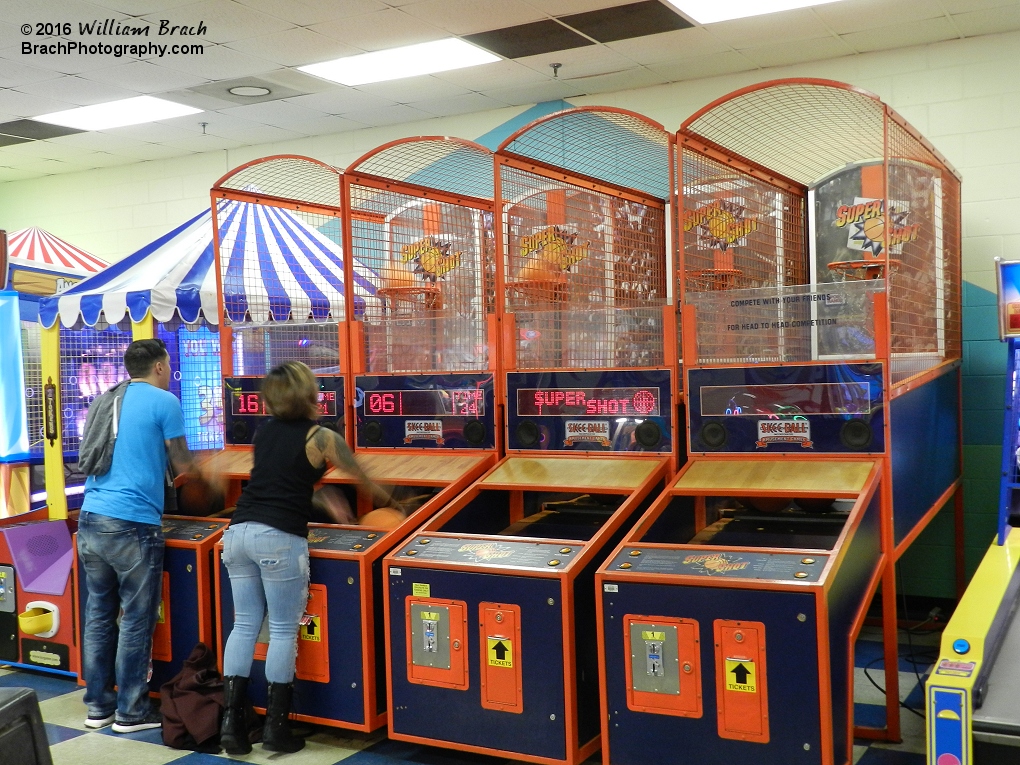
[407, 91, 512, 116]
[4, 43, 127, 75]
[191, 119, 306, 144]
[0, 20, 25, 50]
[0, 134, 32, 148]
[224, 27, 360, 67]
[106, 143, 196, 161]
[561, 65, 667, 94]
[0, 166, 49, 182]
[952, 4, 1020, 37]
[0, 88, 75, 118]
[79, 60, 209, 92]
[0, 139, 98, 160]
[647, 50, 753, 82]
[0, 119, 85, 139]
[48, 131, 155, 152]
[236, 0, 388, 26]
[524, 0, 628, 14]
[0, 56, 63, 89]
[514, 44, 639, 79]
[705, 8, 834, 48]
[465, 20, 593, 58]
[941, 0, 1020, 13]
[152, 44, 279, 80]
[432, 58, 547, 90]
[308, 8, 447, 51]
[813, 0, 946, 35]
[840, 15, 958, 53]
[560, 1, 692, 44]
[82, 0, 199, 13]
[17, 75, 138, 106]
[483, 78, 582, 106]
[158, 133, 247, 151]
[606, 26, 728, 65]
[740, 35, 856, 68]
[340, 103, 438, 126]
[142, 0, 295, 44]
[402, 0, 546, 36]
[217, 99, 334, 129]
[284, 88, 395, 114]
[355, 76, 472, 103]
[102, 121, 203, 143]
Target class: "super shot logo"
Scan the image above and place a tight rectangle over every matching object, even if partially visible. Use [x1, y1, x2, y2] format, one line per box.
[683, 199, 759, 251]
[834, 197, 920, 257]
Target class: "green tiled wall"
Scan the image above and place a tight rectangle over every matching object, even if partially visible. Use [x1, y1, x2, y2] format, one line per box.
[898, 281, 1006, 598]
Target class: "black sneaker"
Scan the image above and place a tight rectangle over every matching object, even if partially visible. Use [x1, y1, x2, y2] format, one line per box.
[84, 712, 115, 729]
[112, 712, 162, 733]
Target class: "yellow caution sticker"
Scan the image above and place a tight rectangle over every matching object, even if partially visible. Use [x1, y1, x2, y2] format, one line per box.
[300, 615, 321, 642]
[157, 600, 165, 624]
[487, 637, 513, 668]
[725, 658, 756, 693]
[641, 631, 666, 641]
[412, 583, 431, 597]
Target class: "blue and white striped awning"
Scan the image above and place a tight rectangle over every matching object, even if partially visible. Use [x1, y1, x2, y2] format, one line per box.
[40, 199, 379, 328]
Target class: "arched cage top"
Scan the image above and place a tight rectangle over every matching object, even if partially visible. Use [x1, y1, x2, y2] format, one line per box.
[682, 79, 957, 186]
[213, 155, 342, 208]
[347, 137, 494, 201]
[499, 107, 671, 201]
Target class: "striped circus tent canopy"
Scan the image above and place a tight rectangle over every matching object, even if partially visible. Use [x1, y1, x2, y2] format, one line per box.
[8, 227, 109, 277]
[40, 198, 379, 329]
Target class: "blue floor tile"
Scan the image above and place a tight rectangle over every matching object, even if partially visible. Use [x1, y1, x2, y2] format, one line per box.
[169, 754, 229, 765]
[856, 748, 926, 764]
[347, 739, 507, 765]
[855, 639, 935, 673]
[855, 702, 887, 728]
[44, 722, 89, 746]
[0, 669, 79, 701]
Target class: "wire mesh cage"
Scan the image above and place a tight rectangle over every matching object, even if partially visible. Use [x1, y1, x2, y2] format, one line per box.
[159, 318, 223, 451]
[21, 320, 43, 456]
[232, 321, 342, 375]
[679, 79, 961, 382]
[58, 319, 132, 454]
[498, 108, 672, 370]
[347, 138, 495, 374]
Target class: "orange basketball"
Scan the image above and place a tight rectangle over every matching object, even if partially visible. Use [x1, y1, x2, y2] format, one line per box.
[745, 496, 788, 514]
[384, 267, 417, 289]
[515, 259, 565, 282]
[862, 217, 885, 244]
[359, 507, 405, 529]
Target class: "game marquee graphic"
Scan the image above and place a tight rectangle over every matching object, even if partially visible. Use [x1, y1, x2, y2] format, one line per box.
[834, 197, 920, 257]
[400, 236, 462, 282]
[756, 419, 813, 449]
[519, 225, 591, 272]
[683, 199, 759, 251]
[681, 553, 751, 575]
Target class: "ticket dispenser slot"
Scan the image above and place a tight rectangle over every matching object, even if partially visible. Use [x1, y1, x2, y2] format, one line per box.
[479, 602, 523, 713]
[714, 619, 769, 744]
[407, 598, 468, 690]
[296, 584, 329, 683]
[151, 572, 172, 662]
[623, 615, 701, 717]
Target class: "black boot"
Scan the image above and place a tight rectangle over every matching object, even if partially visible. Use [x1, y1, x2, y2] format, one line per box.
[262, 682, 304, 753]
[220, 676, 252, 755]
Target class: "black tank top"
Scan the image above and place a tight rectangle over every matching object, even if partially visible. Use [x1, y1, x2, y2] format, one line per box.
[231, 418, 327, 538]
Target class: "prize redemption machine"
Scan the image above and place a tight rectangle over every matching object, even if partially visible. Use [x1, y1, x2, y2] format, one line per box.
[383, 108, 675, 765]
[926, 259, 1020, 765]
[210, 151, 495, 734]
[597, 80, 962, 765]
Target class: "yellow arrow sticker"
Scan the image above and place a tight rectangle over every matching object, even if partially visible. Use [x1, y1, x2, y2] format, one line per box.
[487, 637, 513, 667]
[725, 658, 756, 693]
[300, 615, 321, 642]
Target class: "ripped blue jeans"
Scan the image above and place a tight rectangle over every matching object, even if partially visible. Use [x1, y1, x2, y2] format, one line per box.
[221, 522, 309, 683]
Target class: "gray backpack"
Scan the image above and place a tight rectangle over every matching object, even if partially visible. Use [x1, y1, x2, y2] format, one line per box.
[78, 380, 130, 476]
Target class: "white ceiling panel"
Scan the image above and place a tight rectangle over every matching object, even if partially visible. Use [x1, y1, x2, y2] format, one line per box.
[706, 8, 835, 48]
[341, 103, 439, 126]
[407, 90, 511, 116]
[79, 60, 209, 92]
[813, 0, 948, 35]
[158, 133, 249, 152]
[740, 35, 857, 69]
[607, 27, 729, 66]
[0, 57, 63, 89]
[433, 58, 546, 90]
[107, 142, 198, 160]
[942, 0, 1020, 13]
[216, 101, 347, 136]
[0, 88, 75, 119]
[285, 88, 395, 114]
[142, 0, 296, 44]
[0, 20, 26, 50]
[841, 15, 958, 53]
[649, 50, 754, 83]
[484, 79, 583, 106]
[0, 166, 47, 182]
[84, 0, 200, 13]
[401, 0, 546, 35]
[237, 0, 389, 26]
[50, 131, 156, 152]
[16, 75, 138, 106]
[5, 44, 128, 75]
[192, 119, 307, 144]
[561, 66, 668, 94]
[151, 44, 279, 80]
[103, 121, 205, 143]
[356, 75, 473, 103]
[522, 0, 629, 14]
[224, 27, 361, 67]
[952, 4, 1020, 37]
[309, 7, 447, 50]
[515, 45, 641, 79]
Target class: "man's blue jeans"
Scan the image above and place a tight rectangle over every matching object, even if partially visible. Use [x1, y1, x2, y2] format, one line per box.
[77, 512, 164, 723]
[221, 521, 309, 684]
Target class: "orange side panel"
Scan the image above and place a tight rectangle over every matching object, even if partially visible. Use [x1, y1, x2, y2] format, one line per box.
[714, 619, 769, 744]
[547, 189, 566, 226]
[406, 597, 469, 690]
[479, 602, 523, 713]
[151, 572, 172, 662]
[296, 583, 329, 683]
[423, 203, 443, 237]
[623, 615, 702, 718]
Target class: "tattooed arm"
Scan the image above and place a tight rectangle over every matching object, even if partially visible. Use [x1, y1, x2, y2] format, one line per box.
[306, 426, 396, 509]
[166, 435, 224, 497]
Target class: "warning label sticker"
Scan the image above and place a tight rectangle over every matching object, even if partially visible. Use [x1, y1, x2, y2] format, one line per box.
[299, 615, 321, 642]
[935, 659, 976, 678]
[412, 582, 431, 597]
[725, 658, 756, 693]
[487, 637, 513, 668]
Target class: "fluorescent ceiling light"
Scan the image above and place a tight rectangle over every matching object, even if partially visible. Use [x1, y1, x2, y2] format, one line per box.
[665, 0, 846, 24]
[34, 96, 201, 130]
[299, 38, 499, 87]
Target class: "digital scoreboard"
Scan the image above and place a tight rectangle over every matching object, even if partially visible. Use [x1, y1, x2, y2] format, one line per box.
[223, 376, 344, 446]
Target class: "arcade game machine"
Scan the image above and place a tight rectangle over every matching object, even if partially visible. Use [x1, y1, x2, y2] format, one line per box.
[926, 258, 1020, 765]
[210, 149, 496, 733]
[382, 107, 675, 765]
[0, 229, 108, 678]
[595, 79, 962, 765]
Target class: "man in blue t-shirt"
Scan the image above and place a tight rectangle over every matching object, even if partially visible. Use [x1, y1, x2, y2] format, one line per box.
[78, 338, 203, 733]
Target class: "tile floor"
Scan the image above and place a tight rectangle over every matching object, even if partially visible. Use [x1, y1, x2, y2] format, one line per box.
[3, 626, 932, 765]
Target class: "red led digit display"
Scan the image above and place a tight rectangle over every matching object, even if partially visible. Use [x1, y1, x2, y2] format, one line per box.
[363, 389, 485, 417]
[516, 387, 660, 417]
[231, 390, 337, 417]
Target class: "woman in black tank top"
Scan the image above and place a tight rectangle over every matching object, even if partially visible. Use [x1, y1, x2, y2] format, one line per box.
[219, 362, 395, 754]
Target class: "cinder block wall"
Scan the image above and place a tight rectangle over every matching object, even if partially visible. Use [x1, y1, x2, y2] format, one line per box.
[3, 30, 1019, 598]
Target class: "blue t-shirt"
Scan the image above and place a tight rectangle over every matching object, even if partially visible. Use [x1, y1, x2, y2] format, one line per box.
[82, 382, 186, 526]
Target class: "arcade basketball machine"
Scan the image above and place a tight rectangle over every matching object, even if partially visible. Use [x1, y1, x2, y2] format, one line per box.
[381, 108, 675, 765]
[595, 78, 962, 765]
[210, 151, 495, 733]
